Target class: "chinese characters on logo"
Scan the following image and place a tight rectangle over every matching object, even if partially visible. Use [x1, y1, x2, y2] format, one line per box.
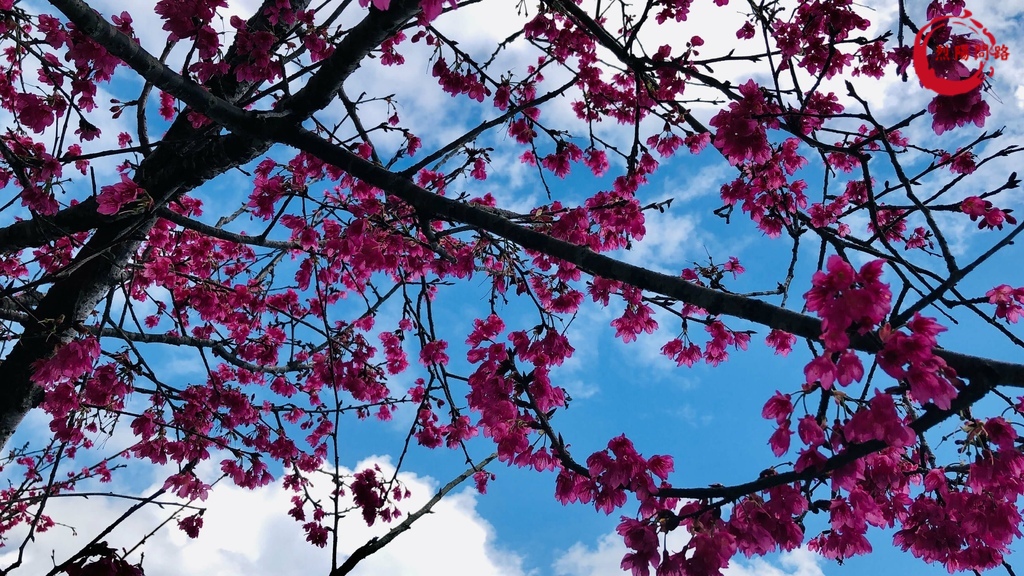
[912, 10, 1009, 96]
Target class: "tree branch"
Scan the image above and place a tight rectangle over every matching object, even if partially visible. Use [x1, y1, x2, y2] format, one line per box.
[331, 454, 496, 576]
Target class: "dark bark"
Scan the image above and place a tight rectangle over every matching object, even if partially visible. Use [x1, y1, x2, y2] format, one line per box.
[11, 0, 1024, 518]
[0, 0, 421, 449]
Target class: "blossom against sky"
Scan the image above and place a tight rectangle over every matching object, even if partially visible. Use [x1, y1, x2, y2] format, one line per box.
[1, 0, 1023, 574]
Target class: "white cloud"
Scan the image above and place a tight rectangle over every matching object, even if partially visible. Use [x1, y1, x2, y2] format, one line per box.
[560, 377, 599, 401]
[554, 531, 826, 576]
[663, 163, 732, 205]
[725, 549, 827, 576]
[672, 401, 713, 427]
[554, 532, 626, 576]
[619, 210, 700, 273]
[0, 456, 527, 576]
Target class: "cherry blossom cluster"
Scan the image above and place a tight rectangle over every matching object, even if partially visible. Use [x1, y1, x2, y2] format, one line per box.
[0, 0, 1021, 573]
[961, 196, 1018, 230]
[772, 0, 870, 79]
[987, 285, 1024, 324]
[717, 137, 809, 238]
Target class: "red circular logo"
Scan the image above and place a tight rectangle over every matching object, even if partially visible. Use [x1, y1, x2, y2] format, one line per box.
[912, 10, 1001, 96]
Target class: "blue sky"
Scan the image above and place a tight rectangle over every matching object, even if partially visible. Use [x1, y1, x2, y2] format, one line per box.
[1, 0, 1023, 574]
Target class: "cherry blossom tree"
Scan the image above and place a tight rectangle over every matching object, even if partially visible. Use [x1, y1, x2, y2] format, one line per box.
[0, 0, 1021, 574]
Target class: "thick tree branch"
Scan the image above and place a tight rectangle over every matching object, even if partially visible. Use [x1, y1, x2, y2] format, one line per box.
[0, 0, 420, 451]
[270, 126, 1024, 387]
[155, 208, 300, 250]
[657, 370, 996, 500]
[0, 199, 126, 253]
[57, 0, 1024, 394]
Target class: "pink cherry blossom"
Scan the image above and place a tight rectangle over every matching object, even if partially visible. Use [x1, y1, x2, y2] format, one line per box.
[928, 88, 991, 135]
[987, 285, 1024, 323]
[96, 174, 145, 215]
